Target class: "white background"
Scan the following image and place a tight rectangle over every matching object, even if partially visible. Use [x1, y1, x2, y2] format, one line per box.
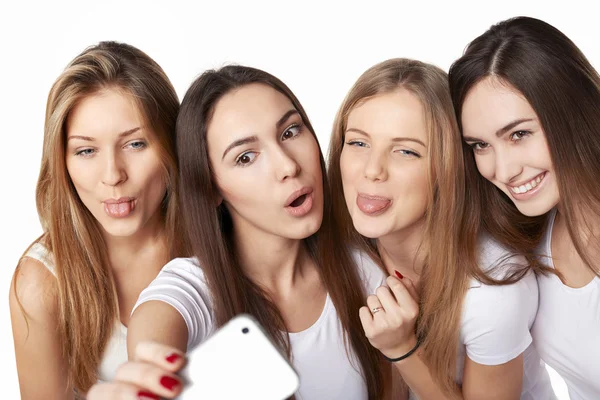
[1, 0, 595, 397]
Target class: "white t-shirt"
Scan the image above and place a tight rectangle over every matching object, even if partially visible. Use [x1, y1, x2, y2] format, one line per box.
[133, 251, 386, 400]
[453, 235, 555, 400]
[531, 210, 600, 400]
[23, 243, 128, 397]
[406, 236, 555, 400]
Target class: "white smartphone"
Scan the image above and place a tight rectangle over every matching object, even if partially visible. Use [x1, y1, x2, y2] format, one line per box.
[177, 314, 300, 400]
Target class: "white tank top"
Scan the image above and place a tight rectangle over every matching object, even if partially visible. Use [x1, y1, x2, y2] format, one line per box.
[24, 243, 128, 388]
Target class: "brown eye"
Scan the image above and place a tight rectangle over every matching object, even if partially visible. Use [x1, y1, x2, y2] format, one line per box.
[281, 124, 301, 141]
[235, 151, 257, 166]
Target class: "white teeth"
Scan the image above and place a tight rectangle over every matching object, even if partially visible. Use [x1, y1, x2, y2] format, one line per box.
[509, 173, 545, 195]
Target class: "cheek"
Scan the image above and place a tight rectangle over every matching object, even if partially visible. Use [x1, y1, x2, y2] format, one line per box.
[474, 154, 495, 181]
[66, 157, 93, 193]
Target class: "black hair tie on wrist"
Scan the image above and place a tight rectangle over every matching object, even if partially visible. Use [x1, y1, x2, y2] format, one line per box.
[383, 338, 421, 362]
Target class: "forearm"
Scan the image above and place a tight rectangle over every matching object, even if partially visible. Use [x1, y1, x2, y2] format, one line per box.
[127, 300, 189, 358]
[393, 351, 461, 400]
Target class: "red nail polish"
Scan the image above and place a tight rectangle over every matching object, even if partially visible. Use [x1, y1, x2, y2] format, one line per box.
[395, 270, 404, 279]
[138, 391, 160, 400]
[166, 352, 181, 363]
[160, 375, 180, 391]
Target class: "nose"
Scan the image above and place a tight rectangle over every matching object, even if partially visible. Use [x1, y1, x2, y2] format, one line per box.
[274, 146, 301, 181]
[364, 151, 388, 182]
[101, 151, 127, 187]
[494, 147, 522, 184]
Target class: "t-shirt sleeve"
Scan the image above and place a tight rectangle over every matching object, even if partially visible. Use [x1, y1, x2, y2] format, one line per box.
[131, 257, 214, 350]
[351, 249, 388, 294]
[461, 268, 538, 366]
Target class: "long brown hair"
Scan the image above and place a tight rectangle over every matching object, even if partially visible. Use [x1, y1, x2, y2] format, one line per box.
[176, 65, 387, 399]
[328, 58, 530, 396]
[449, 16, 600, 276]
[16, 41, 185, 392]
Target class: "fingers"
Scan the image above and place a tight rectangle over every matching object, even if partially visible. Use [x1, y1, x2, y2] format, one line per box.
[87, 382, 159, 400]
[403, 277, 420, 302]
[385, 276, 418, 317]
[134, 341, 186, 373]
[359, 306, 374, 335]
[114, 361, 183, 398]
[366, 294, 384, 313]
[375, 284, 400, 312]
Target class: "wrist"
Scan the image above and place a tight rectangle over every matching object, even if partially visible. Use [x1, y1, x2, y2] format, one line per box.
[381, 335, 420, 363]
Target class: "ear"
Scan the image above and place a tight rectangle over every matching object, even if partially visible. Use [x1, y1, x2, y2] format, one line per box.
[216, 195, 223, 207]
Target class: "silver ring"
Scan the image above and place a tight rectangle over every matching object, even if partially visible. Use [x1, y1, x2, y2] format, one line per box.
[371, 307, 384, 314]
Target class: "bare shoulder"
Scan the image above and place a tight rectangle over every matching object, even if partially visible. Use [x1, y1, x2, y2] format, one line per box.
[9, 255, 59, 321]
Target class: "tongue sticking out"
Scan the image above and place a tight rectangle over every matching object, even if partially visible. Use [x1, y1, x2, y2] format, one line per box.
[105, 201, 133, 217]
[290, 194, 307, 208]
[356, 196, 390, 214]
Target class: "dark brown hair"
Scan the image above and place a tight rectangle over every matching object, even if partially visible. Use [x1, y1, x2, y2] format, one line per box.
[18, 41, 185, 392]
[449, 16, 600, 276]
[176, 65, 387, 399]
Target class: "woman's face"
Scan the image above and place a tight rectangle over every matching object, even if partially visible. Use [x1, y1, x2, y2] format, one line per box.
[461, 77, 559, 216]
[65, 88, 167, 238]
[207, 83, 323, 240]
[340, 89, 429, 239]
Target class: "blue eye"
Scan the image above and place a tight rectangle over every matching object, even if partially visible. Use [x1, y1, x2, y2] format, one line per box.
[127, 141, 147, 150]
[396, 149, 421, 158]
[346, 140, 368, 147]
[75, 148, 95, 157]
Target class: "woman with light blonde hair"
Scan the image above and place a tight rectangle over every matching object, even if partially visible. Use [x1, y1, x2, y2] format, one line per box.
[327, 58, 556, 399]
[9, 41, 187, 399]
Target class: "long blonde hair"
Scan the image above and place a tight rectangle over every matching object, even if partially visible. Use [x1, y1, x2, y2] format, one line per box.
[328, 58, 519, 397]
[16, 41, 185, 392]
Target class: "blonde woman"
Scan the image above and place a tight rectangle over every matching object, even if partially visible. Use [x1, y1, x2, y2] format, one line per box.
[328, 58, 556, 399]
[9, 42, 187, 399]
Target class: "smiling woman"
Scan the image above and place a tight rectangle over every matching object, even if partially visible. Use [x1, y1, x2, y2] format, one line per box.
[8, 41, 187, 399]
[449, 16, 600, 400]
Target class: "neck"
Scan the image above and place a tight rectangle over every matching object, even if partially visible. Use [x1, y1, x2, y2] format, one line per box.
[103, 210, 168, 271]
[232, 222, 310, 295]
[376, 218, 426, 282]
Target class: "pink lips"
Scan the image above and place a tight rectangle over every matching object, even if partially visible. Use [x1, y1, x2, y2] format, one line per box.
[103, 197, 136, 218]
[284, 187, 314, 217]
[356, 193, 391, 216]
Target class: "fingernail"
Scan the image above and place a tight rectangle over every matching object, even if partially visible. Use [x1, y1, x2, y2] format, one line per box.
[395, 270, 404, 279]
[165, 352, 182, 363]
[138, 391, 160, 400]
[160, 375, 180, 391]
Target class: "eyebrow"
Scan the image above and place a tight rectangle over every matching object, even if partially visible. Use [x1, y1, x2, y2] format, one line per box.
[345, 128, 426, 148]
[221, 109, 299, 160]
[463, 118, 533, 142]
[67, 127, 141, 142]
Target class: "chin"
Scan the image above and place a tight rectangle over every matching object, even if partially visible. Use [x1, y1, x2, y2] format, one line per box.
[515, 202, 556, 217]
[352, 220, 386, 240]
[100, 220, 142, 238]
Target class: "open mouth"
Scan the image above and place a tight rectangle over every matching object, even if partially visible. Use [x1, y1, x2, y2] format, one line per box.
[508, 172, 546, 195]
[289, 193, 308, 208]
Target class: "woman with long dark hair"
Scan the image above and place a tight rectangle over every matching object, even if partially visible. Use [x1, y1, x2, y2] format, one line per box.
[450, 16, 600, 400]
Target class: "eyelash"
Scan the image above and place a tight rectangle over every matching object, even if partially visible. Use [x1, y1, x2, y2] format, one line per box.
[345, 140, 421, 158]
[73, 140, 147, 157]
[234, 123, 304, 167]
[281, 123, 303, 141]
[468, 130, 532, 153]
